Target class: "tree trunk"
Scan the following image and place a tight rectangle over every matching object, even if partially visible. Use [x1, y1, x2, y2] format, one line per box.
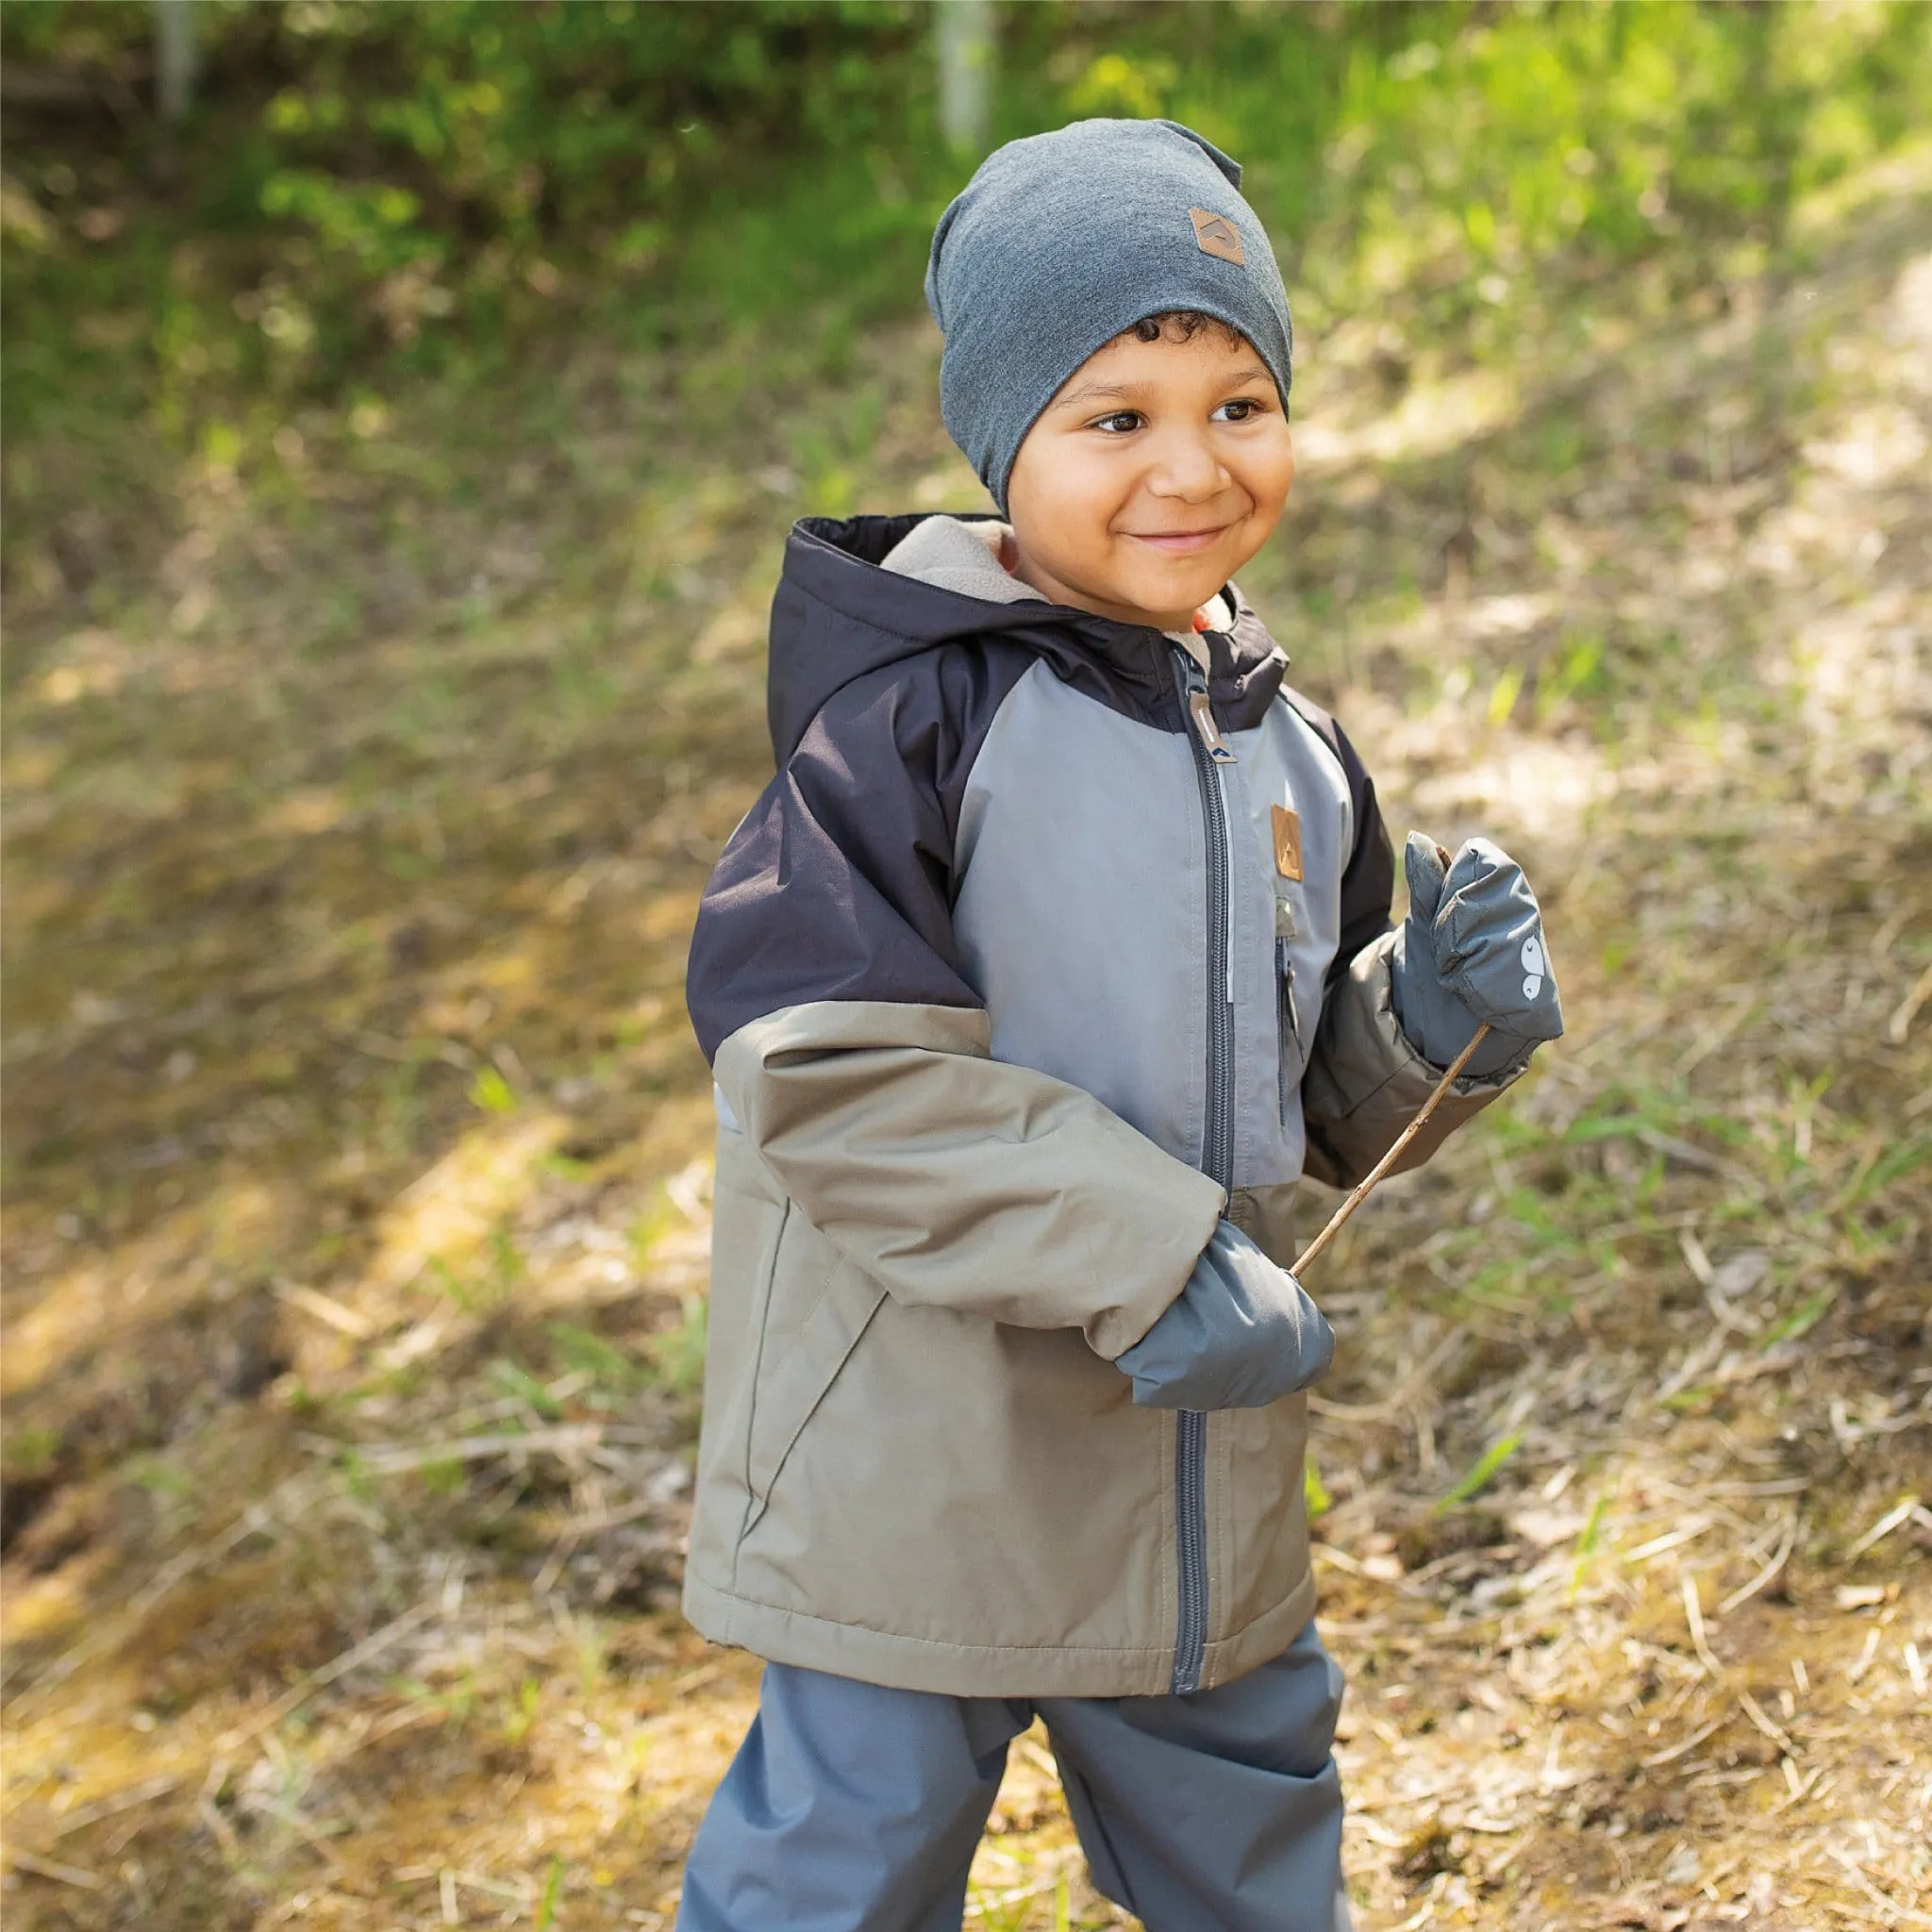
[937, 0, 995, 157]
[155, 0, 196, 123]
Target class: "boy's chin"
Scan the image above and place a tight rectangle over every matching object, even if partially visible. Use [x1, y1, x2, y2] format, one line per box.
[1110, 565, 1225, 623]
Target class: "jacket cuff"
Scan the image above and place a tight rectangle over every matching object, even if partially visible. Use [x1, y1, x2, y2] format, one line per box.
[1113, 1220, 1333, 1407]
[1301, 930, 1524, 1190]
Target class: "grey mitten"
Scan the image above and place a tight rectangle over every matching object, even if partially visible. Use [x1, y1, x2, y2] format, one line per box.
[1115, 1220, 1333, 1410]
[1390, 832, 1564, 1077]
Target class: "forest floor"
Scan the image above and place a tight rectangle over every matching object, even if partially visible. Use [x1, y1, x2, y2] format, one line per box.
[4, 148, 1929, 1931]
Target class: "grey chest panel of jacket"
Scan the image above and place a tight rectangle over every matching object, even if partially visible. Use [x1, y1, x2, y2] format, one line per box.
[954, 656, 1354, 1194]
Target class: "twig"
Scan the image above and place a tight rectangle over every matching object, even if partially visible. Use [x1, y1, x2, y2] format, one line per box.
[531, 1528, 579, 1598]
[9, 1850, 108, 1890]
[1641, 1715, 1726, 1767]
[555, 1495, 670, 1538]
[358, 1425, 603, 1475]
[1636, 1125, 1731, 1175]
[1844, 1493, 1921, 1559]
[1738, 1690, 1795, 1757]
[1311, 1541, 1372, 1576]
[1715, 1508, 1798, 1616]
[1293, 1026, 1491, 1279]
[197, 1791, 243, 1867]
[1870, 897, 1924, 963]
[274, 1280, 376, 1339]
[1847, 1625, 1883, 1683]
[1625, 1518, 1713, 1565]
[1681, 1570, 1724, 1675]
[48, 1773, 181, 1840]
[1886, 960, 1932, 1044]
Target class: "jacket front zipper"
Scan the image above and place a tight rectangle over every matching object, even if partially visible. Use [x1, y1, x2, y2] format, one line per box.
[1172, 645, 1237, 1695]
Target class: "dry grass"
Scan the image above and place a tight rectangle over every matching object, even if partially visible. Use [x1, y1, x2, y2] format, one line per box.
[3, 147, 1928, 1928]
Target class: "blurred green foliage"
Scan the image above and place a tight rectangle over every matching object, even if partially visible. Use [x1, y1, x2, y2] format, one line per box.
[3, 1, 1928, 444]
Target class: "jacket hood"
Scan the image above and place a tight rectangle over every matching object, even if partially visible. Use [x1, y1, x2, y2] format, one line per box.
[765, 512, 1287, 766]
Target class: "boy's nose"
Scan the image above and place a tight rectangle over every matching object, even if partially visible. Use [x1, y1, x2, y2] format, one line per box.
[1144, 432, 1230, 502]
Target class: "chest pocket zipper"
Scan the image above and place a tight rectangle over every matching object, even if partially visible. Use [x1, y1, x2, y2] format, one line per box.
[1276, 918, 1306, 1126]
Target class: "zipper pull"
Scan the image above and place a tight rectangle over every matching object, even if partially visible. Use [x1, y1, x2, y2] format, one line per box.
[1188, 691, 1239, 766]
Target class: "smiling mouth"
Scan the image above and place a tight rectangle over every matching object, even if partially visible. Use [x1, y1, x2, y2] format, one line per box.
[1124, 525, 1231, 556]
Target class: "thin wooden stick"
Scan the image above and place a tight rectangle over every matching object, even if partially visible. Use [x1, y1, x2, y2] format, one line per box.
[1291, 1024, 1491, 1280]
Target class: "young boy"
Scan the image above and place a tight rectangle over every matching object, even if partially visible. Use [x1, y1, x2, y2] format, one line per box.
[676, 118, 1562, 1931]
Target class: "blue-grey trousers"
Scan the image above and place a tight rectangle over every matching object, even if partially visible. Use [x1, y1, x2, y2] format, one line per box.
[675, 1622, 1351, 1932]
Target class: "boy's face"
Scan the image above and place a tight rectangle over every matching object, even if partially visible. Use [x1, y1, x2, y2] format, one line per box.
[1004, 322, 1295, 634]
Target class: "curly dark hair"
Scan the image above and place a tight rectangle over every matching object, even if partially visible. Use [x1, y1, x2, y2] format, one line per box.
[1119, 309, 1248, 349]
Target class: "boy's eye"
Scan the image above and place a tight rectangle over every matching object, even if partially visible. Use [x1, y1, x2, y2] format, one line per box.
[1090, 399, 1267, 434]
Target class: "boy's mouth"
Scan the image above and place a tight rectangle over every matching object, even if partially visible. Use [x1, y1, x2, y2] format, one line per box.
[1124, 524, 1232, 557]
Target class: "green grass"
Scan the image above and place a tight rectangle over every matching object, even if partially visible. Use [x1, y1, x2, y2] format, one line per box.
[1433, 1432, 1523, 1513]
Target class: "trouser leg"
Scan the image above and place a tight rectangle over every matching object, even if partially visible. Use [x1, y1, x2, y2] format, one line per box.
[1039, 1622, 1352, 1932]
[675, 1662, 1032, 1932]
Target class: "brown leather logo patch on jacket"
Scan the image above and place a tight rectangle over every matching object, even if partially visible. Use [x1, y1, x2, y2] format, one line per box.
[1189, 208, 1245, 264]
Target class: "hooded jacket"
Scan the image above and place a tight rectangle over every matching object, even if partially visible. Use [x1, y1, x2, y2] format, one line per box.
[682, 513, 1518, 1696]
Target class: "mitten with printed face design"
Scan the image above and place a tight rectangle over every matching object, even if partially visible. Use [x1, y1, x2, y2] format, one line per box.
[1390, 832, 1564, 1077]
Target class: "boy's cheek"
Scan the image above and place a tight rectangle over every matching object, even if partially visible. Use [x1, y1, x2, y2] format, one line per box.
[1248, 433, 1297, 515]
[1009, 479, 1119, 566]
[1281, 431, 1298, 495]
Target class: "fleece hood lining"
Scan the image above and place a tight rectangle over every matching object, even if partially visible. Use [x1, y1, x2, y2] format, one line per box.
[767, 512, 1271, 768]
[881, 514, 1238, 639]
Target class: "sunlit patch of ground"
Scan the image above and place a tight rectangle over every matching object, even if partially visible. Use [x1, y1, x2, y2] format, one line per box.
[3, 154, 1927, 1928]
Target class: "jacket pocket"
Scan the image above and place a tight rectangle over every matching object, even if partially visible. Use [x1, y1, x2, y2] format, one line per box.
[738, 1214, 887, 1547]
[1277, 936, 1307, 1126]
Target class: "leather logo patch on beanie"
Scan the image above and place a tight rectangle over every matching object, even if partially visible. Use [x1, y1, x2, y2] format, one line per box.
[1189, 208, 1245, 264]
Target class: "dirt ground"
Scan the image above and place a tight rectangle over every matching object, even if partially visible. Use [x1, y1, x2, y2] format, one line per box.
[3, 148, 1928, 1929]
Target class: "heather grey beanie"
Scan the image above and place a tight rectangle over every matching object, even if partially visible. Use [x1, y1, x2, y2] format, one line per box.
[924, 117, 1293, 515]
